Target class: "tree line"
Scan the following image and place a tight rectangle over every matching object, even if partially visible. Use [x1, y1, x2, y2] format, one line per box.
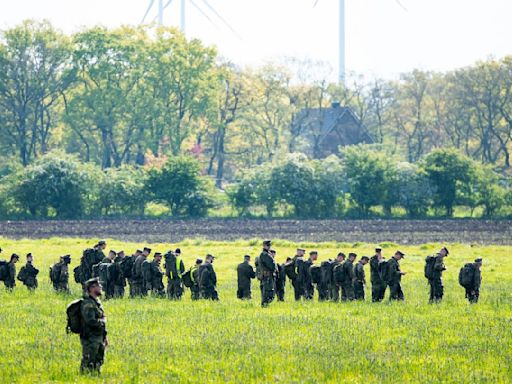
[0, 21, 511, 219]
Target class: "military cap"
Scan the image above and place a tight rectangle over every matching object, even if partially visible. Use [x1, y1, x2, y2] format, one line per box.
[98, 240, 106, 246]
[118, 250, 125, 255]
[396, 250, 405, 257]
[11, 253, 19, 260]
[244, 254, 251, 259]
[175, 248, 181, 254]
[310, 251, 318, 255]
[206, 254, 215, 259]
[361, 256, 370, 261]
[297, 248, 305, 252]
[85, 278, 101, 290]
[337, 252, 345, 257]
[375, 247, 382, 253]
[26, 253, 32, 258]
[474, 258, 483, 263]
[263, 240, 272, 246]
[442, 247, 449, 255]
[143, 247, 152, 253]
[270, 249, 276, 254]
[348, 252, 357, 257]
[62, 254, 71, 260]
[136, 249, 143, 254]
[196, 258, 203, 264]
[154, 252, 162, 256]
[109, 250, 116, 255]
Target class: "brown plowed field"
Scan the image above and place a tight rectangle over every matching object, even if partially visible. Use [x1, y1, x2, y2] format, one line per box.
[0, 219, 510, 244]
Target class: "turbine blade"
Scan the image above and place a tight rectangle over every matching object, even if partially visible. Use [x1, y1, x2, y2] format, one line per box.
[190, 0, 219, 29]
[200, 0, 243, 40]
[163, 0, 175, 10]
[313, 0, 320, 7]
[142, 0, 156, 23]
[395, 0, 408, 12]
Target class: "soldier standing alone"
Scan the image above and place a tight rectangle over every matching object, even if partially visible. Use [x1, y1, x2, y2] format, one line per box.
[237, 255, 256, 299]
[80, 278, 108, 375]
[51, 255, 71, 293]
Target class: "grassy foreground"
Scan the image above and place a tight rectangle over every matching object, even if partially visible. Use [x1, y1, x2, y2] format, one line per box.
[0, 238, 510, 384]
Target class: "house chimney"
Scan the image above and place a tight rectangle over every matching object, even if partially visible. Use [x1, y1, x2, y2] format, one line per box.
[331, 101, 341, 108]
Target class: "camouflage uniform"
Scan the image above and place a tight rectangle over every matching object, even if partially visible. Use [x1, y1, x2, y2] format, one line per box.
[4, 261, 16, 290]
[198, 262, 218, 300]
[275, 263, 286, 302]
[354, 261, 366, 300]
[428, 254, 446, 303]
[370, 255, 386, 302]
[165, 253, 185, 300]
[466, 263, 482, 304]
[292, 256, 305, 301]
[111, 256, 126, 298]
[259, 249, 276, 307]
[80, 294, 107, 374]
[329, 260, 342, 302]
[17, 262, 39, 290]
[131, 255, 147, 297]
[145, 259, 165, 297]
[387, 257, 404, 301]
[341, 260, 355, 301]
[52, 261, 70, 293]
[190, 265, 201, 300]
[237, 261, 256, 299]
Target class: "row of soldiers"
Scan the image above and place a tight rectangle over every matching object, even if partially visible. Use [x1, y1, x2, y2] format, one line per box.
[243, 241, 483, 306]
[1, 241, 483, 305]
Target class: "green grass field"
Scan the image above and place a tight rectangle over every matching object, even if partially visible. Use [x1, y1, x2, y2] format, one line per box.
[0, 238, 510, 383]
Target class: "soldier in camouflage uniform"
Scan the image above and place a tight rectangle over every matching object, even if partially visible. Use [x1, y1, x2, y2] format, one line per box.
[4, 253, 19, 291]
[341, 253, 357, 301]
[259, 240, 276, 307]
[189, 258, 202, 300]
[52, 255, 71, 293]
[370, 248, 386, 302]
[237, 255, 256, 299]
[80, 278, 108, 375]
[330, 253, 345, 301]
[165, 248, 185, 300]
[304, 251, 318, 300]
[466, 258, 483, 304]
[199, 254, 218, 300]
[354, 256, 369, 300]
[387, 251, 406, 301]
[144, 252, 165, 297]
[275, 255, 289, 302]
[111, 250, 126, 298]
[131, 247, 151, 297]
[428, 247, 448, 303]
[291, 248, 306, 301]
[17, 253, 39, 291]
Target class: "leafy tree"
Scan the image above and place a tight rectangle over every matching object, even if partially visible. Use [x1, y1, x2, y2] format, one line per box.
[146, 156, 212, 217]
[98, 166, 146, 215]
[421, 148, 475, 216]
[393, 162, 434, 217]
[13, 151, 97, 218]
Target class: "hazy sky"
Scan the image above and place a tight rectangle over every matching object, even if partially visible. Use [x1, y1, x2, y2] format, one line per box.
[1, 0, 511, 80]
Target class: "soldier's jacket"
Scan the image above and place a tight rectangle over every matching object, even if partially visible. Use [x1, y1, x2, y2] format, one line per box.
[191, 265, 200, 286]
[101, 257, 113, 264]
[369, 255, 384, 284]
[303, 259, 313, 286]
[237, 261, 256, 289]
[342, 259, 355, 283]
[132, 255, 147, 282]
[259, 250, 276, 277]
[295, 257, 309, 283]
[472, 264, 482, 290]
[387, 257, 402, 284]
[354, 262, 366, 284]
[330, 260, 341, 284]
[275, 263, 286, 289]
[165, 253, 185, 280]
[199, 262, 217, 289]
[17, 263, 39, 287]
[81, 294, 107, 340]
[431, 254, 446, 279]
[146, 260, 164, 291]
[111, 256, 126, 286]
[53, 262, 69, 284]
[5, 262, 16, 287]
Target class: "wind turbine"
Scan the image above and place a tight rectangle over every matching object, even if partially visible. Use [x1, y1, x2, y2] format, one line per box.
[314, 0, 407, 85]
[142, 0, 240, 38]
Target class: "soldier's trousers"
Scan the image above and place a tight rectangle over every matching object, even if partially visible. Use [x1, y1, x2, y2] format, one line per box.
[130, 281, 146, 297]
[389, 282, 404, 301]
[317, 282, 329, 301]
[237, 286, 251, 299]
[80, 336, 105, 374]
[371, 281, 386, 302]
[201, 287, 219, 300]
[341, 282, 355, 301]
[54, 282, 70, 294]
[276, 284, 285, 301]
[330, 284, 340, 302]
[190, 285, 200, 300]
[429, 278, 444, 303]
[261, 276, 275, 307]
[292, 280, 304, 301]
[113, 285, 124, 299]
[305, 283, 314, 300]
[104, 283, 115, 300]
[465, 287, 479, 303]
[354, 281, 365, 300]
[167, 279, 183, 300]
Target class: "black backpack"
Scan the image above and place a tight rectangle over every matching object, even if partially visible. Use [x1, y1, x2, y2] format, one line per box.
[459, 263, 475, 288]
[66, 299, 83, 334]
[333, 263, 346, 284]
[91, 263, 101, 278]
[310, 265, 322, 284]
[0, 260, 9, 281]
[284, 261, 298, 281]
[424, 256, 436, 279]
[379, 260, 390, 283]
[320, 260, 333, 284]
[182, 270, 193, 288]
[73, 265, 82, 284]
[17, 266, 27, 282]
[98, 263, 110, 284]
[50, 263, 61, 284]
[121, 256, 134, 279]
